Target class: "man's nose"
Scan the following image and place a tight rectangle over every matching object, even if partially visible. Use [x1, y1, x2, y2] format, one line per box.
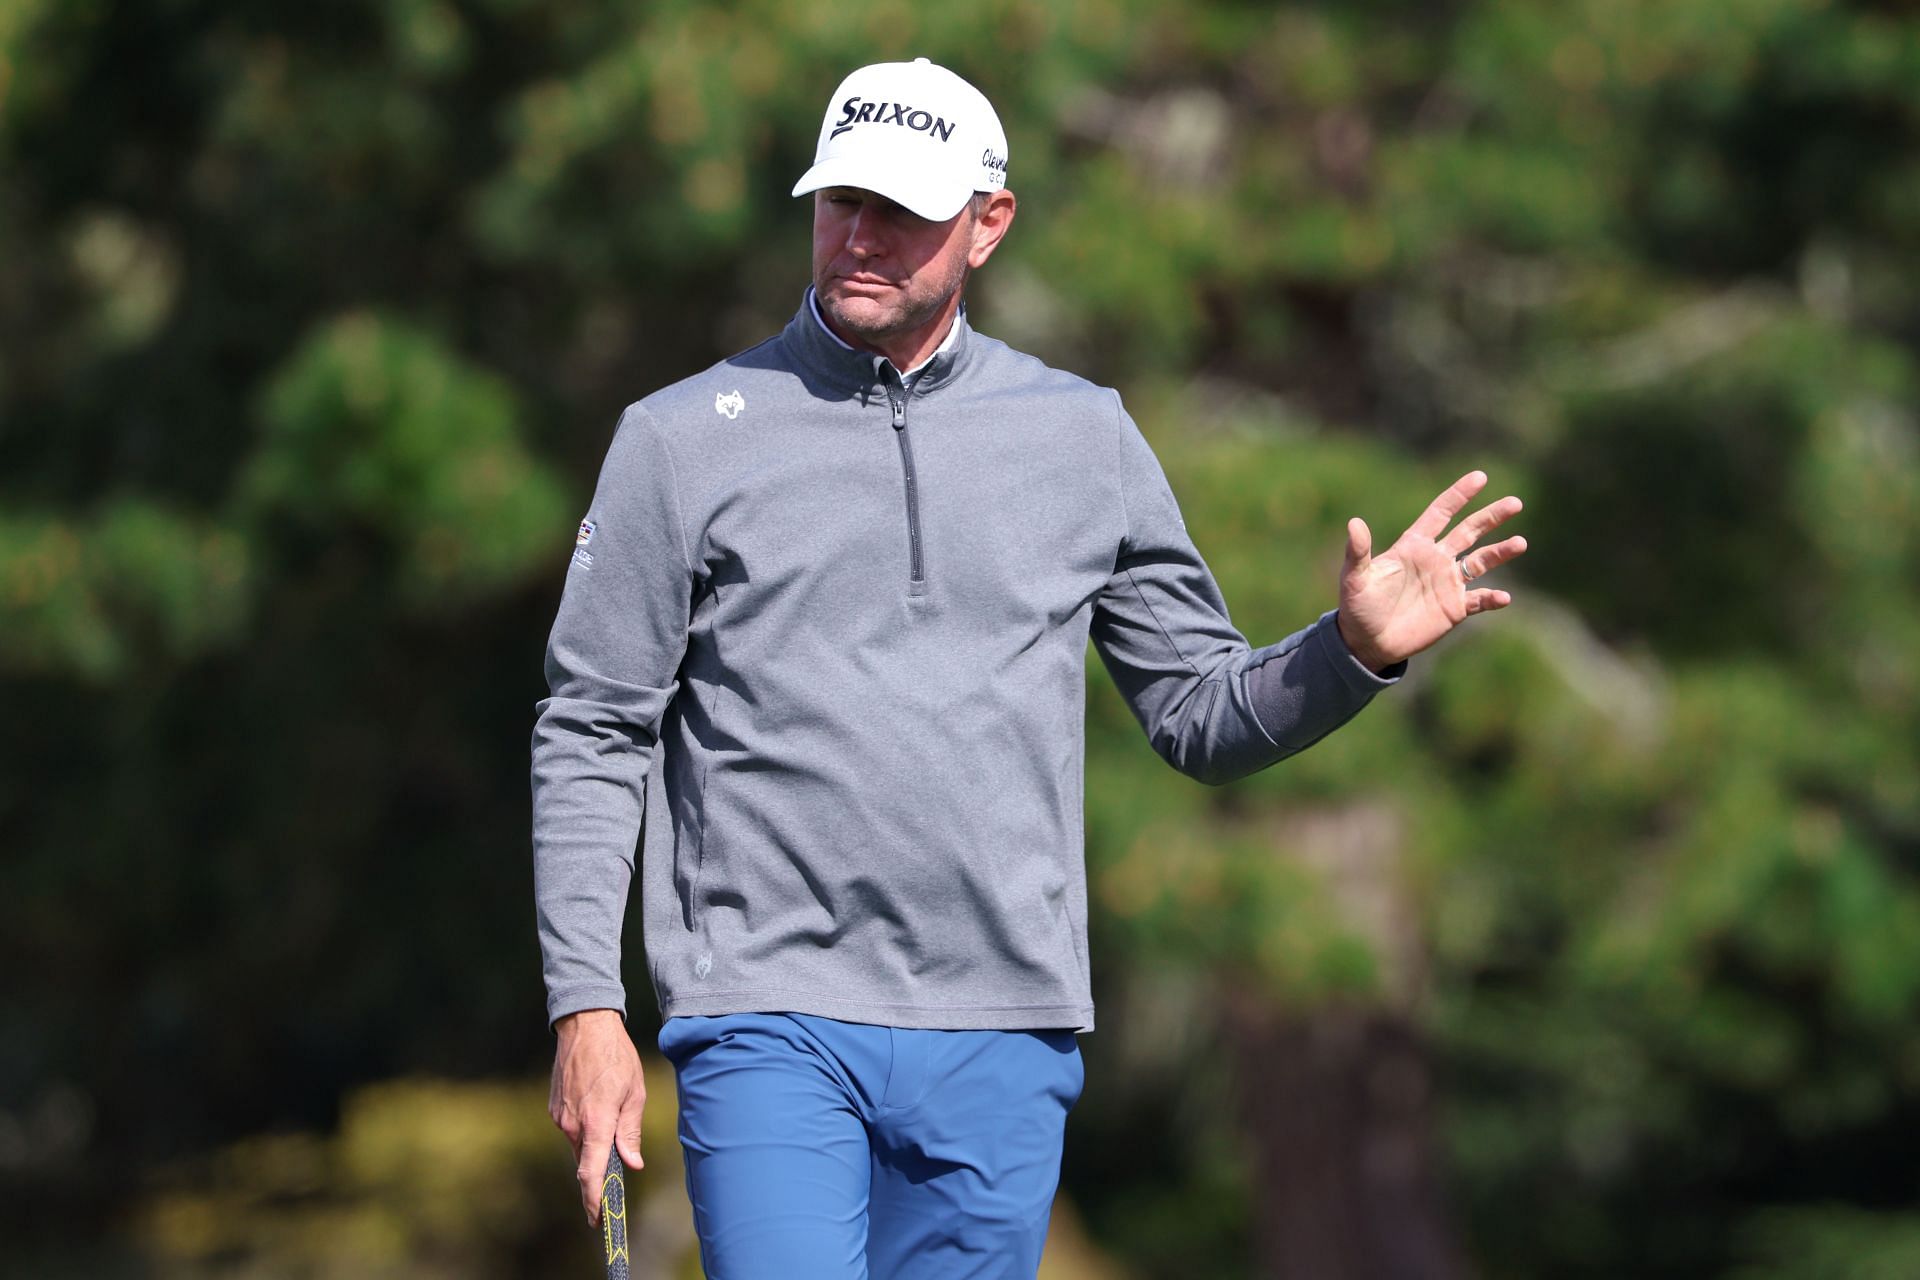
[844, 206, 884, 258]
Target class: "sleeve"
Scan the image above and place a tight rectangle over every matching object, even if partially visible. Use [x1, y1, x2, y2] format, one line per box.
[531, 404, 695, 1027]
[1088, 396, 1403, 787]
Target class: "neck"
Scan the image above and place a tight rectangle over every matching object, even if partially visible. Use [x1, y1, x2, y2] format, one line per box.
[821, 292, 962, 373]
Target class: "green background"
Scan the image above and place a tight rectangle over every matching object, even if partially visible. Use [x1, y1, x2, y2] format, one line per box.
[4, 0, 1917, 1275]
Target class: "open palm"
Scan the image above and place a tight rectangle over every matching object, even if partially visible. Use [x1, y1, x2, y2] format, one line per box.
[1336, 470, 1527, 671]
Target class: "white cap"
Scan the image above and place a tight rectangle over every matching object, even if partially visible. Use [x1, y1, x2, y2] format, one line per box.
[791, 58, 1009, 221]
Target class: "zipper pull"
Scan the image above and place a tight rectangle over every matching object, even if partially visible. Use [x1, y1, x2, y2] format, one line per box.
[887, 386, 905, 431]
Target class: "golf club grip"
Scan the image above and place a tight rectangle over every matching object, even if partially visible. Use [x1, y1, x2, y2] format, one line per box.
[600, 1145, 630, 1280]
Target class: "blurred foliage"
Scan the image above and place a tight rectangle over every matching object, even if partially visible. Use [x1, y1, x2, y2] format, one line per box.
[136, 1074, 698, 1280]
[0, 501, 250, 680]
[239, 310, 569, 603]
[126, 1070, 1125, 1280]
[3, 0, 1919, 1275]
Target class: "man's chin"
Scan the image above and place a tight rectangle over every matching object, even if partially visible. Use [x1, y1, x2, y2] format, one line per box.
[820, 291, 903, 339]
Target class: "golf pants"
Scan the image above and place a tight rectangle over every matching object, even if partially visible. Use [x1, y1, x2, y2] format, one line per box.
[656, 1010, 1085, 1279]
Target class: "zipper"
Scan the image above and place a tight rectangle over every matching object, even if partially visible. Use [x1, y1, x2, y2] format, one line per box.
[885, 378, 928, 596]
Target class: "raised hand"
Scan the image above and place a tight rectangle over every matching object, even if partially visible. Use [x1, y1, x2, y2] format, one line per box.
[1334, 470, 1527, 672]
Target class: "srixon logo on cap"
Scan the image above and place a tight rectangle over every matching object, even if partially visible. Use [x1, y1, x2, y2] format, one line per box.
[830, 96, 957, 142]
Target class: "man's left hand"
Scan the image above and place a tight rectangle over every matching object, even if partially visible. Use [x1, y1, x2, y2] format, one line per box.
[1335, 469, 1527, 673]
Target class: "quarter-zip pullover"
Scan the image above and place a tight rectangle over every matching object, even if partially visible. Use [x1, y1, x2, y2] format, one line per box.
[532, 293, 1403, 1032]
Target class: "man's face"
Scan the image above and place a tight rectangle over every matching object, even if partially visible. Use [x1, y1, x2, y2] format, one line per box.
[811, 187, 979, 345]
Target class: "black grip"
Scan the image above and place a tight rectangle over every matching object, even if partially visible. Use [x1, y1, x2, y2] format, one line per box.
[600, 1146, 629, 1280]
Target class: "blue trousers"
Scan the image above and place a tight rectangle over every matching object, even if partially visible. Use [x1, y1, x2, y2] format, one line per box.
[656, 1011, 1086, 1279]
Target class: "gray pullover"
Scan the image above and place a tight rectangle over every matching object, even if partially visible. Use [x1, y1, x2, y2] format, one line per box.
[532, 293, 1403, 1033]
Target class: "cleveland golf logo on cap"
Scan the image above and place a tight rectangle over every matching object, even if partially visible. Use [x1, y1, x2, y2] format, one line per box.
[830, 97, 958, 142]
[982, 148, 1007, 188]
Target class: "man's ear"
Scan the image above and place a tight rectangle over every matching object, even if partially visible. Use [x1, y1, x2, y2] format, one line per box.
[967, 189, 1018, 269]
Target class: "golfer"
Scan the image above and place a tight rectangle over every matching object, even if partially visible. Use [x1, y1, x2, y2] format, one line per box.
[533, 57, 1526, 1279]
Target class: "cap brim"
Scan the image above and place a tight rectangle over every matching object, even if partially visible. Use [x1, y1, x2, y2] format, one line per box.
[791, 155, 972, 222]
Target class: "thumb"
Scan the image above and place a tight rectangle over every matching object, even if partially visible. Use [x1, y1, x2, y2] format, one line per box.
[1344, 516, 1372, 579]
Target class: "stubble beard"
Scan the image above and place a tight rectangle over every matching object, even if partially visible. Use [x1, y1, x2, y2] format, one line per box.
[818, 252, 972, 347]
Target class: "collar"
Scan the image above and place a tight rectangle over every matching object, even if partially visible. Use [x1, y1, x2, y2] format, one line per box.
[791, 285, 973, 398]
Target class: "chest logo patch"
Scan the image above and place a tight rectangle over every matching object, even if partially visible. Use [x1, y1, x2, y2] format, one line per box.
[715, 389, 745, 419]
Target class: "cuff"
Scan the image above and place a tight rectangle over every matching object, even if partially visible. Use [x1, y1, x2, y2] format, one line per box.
[1314, 609, 1407, 689]
[547, 983, 629, 1031]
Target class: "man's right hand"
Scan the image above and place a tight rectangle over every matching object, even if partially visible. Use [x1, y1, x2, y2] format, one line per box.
[549, 1008, 646, 1227]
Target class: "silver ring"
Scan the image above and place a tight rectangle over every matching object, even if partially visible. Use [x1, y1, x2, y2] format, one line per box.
[1458, 557, 1477, 584]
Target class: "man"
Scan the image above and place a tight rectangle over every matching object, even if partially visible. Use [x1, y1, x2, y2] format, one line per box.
[533, 57, 1526, 1278]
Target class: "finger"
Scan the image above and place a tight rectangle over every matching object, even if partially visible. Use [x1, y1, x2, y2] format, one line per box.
[578, 1127, 614, 1227]
[1439, 495, 1524, 557]
[1464, 587, 1512, 615]
[1457, 534, 1528, 581]
[614, 1092, 646, 1172]
[1344, 516, 1373, 578]
[552, 1105, 584, 1157]
[1409, 470, 1488, 541]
